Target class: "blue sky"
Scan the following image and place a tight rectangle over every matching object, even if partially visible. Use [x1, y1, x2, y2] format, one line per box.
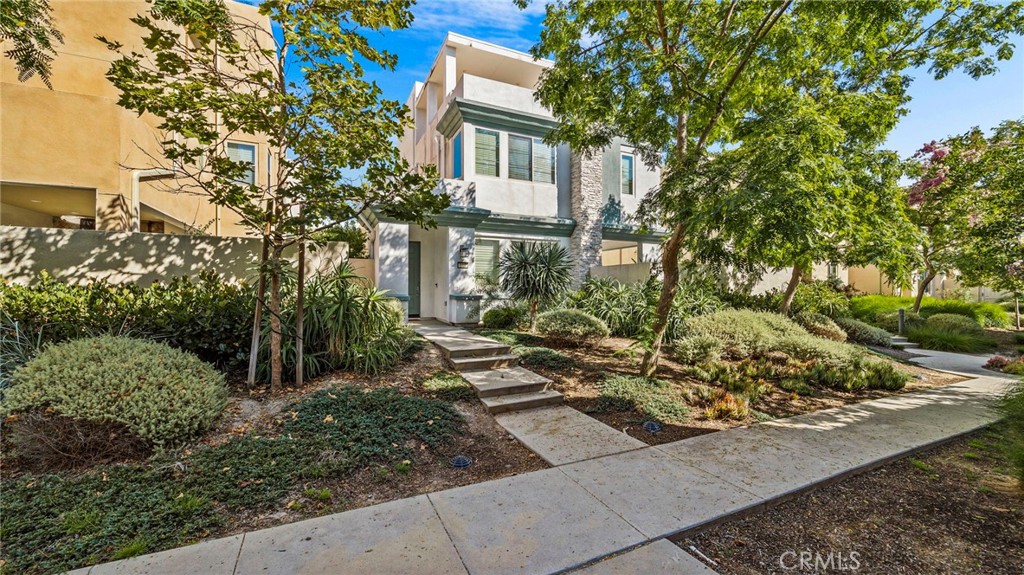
[254, 0, 1024, 159]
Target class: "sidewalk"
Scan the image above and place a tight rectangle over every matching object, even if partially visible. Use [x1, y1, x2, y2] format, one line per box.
[69, 349, 1015, 575]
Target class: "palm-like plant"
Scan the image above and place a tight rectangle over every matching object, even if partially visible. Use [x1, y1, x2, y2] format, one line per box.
[499, 242, 572, 329]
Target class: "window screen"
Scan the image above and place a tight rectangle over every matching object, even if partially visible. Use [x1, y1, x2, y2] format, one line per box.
[226, 142, 256, 184]
[532, 139, 555, 184]
[475, 129, 499, 177]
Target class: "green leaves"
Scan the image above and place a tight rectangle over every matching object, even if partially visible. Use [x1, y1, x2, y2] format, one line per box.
[498, 241, 573, 326]
[0, 0, 64, 87]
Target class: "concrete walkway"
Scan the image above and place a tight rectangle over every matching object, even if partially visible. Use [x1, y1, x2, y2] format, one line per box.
[68, 349, 1016, 575]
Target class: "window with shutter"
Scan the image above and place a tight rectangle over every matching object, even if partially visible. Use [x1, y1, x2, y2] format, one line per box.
[474, 239, 500, 282]
[226, 142, 257, 185]
[532, 139, 555, 184]
[475, 129, 499, 177]
[620, 153, 634, 195]
[508, 135, 532, 181]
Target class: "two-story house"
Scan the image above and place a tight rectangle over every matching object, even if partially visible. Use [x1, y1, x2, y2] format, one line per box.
[369, 33, 665, 323]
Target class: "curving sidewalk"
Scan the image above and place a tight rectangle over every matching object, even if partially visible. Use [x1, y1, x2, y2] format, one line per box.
[67, 349, 1016, 575]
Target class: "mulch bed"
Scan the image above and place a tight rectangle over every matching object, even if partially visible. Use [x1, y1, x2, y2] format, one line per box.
[679, 428, 1024, 575]
[527, 337, 967, 446]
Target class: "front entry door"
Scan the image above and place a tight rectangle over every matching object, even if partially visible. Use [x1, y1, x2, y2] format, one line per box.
[408, 241, 421, 317]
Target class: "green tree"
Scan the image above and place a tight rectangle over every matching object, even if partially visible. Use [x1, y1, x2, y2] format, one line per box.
[526, 0, 1024, 375]
[102, 0, 447, 390]
[499, 242, 573, 329]
[948, 120, 1024, 328]
[311, 221, 369, 259]
[1, 0, 63, 88]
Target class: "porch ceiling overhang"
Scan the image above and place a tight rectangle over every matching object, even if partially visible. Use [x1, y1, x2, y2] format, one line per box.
[368, 206, 576, 238]
[437, 98, 558, 139]
[602, 223, 667, 243]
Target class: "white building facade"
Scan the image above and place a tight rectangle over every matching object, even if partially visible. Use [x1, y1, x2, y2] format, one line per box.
[369, 33, 663, 324]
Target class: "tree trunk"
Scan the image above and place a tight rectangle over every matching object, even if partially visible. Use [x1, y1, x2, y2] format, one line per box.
[529, 298, 538, 330]
[640, 223, 685, 378]
[779, 264, 805, 316]
[296, 229, 305, 387]
[246, 225, 271, 386]
[912, 268, 936, 313]
[1015, 294, 1021, 330]
[269, 253, 283, 392]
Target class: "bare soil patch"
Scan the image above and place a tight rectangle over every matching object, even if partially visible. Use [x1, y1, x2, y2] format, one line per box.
[679, 427, 1024, 575]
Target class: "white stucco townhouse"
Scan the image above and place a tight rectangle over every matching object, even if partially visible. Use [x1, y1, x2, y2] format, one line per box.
[366, 33, 665, 324]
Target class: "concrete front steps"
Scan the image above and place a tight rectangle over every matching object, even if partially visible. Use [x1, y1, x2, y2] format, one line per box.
[891, 335, 921, 350]
[411, 321, 564, 414]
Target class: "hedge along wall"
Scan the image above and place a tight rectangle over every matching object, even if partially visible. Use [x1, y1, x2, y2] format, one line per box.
[0, 225, 348, 286]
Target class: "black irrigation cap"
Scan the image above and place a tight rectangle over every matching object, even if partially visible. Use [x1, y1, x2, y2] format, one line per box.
[450, 455, 472, 468]
[643, 421, 662, 433]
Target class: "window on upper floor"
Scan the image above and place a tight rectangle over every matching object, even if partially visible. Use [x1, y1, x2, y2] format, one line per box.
[620, 153, 635, 195]
[474, 238, 501, 282]
[452, 131, 463, 179]
[508, 133, 556, 184]
[226, 142, 257, 185]
[475, 128, 499, 177]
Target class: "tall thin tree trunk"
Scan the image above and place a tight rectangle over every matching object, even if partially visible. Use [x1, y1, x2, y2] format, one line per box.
[640, 223, 685, 378]
[269, 254, 282, 392]
[529, 299, 538, 330]
[246, 208, 272, 386]
[1015, 294, 1020, 330]
[779, 264, 805, 316]
[296, 227, 305, 387]
[912, 268, 936, 313]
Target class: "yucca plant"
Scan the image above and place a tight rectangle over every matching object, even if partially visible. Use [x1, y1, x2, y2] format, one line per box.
[499, 242, 573, 329]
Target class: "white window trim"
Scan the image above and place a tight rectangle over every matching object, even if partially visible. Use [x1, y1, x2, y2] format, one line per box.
[226, 140, 258, 185]
[505, 129, 557, 185]
[620, 152, 635, 195]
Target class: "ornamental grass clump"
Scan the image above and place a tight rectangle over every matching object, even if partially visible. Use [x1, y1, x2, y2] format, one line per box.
[834, 316, 892, 347]
[2, 336, 227, 450]
[794, 311, 848, 342]
[535, 309, 610, 346]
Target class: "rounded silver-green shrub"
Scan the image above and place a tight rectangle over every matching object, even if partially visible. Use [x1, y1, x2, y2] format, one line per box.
[535, 309, 610, 345]
[673, 335, 724, 364]
[3, 336, 227, 447]
[794, 312, 848, 342]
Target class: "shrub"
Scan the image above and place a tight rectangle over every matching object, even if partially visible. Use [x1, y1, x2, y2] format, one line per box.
[850, 295, 1009, 328]
[794, 312, 848, 342]
[703, 392, 750, 420]
[565, 276, 723, 341]
[1002, 382, 1024, 484]
[684, 310, 808, 358]
[0, 272, 254, 371]
[535, 309, 610, 345]
[499, 241, 573, 327]
[774, 334, 860, 370]
[421, 371, 475, 401]
[517, 346, 574, 369]
[986, 355, 1011, 370]
[3, 337, 227, 449]
[874, 310, 925, 333]
[0, 310, 45, 396]
[7, 412, 151, 470]
[790, 281, 850, 318]
[595, 375, 690, 423]
[906, 326, 997, 353]
[673, 335, 724, 364]
[925, 313, 984, 332]
[834, 316, 892, 347]
[1003, 357, 1024, 376]
[477, 329, 545, 347]
[482, 305, 528, 330]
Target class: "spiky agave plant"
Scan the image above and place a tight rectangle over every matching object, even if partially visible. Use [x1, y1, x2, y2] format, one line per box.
[499, 242, 572, 329]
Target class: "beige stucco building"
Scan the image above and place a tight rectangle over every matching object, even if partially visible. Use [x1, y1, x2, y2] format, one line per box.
[0, 0, 273, 236]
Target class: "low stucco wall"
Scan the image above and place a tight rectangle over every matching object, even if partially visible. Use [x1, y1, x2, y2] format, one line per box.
[0, 225, 347, 285]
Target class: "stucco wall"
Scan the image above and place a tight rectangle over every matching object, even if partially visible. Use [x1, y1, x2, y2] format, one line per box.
[750, 263, 849, 295]
[0, 0, 270, 236]
[0, 226, 347, 286]
[590, 262, 653, 284]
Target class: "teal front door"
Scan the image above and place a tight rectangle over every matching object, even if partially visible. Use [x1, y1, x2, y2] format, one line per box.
[408, 241, 421, 317]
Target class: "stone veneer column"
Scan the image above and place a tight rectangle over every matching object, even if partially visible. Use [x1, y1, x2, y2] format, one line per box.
[569, 151, 604, 287]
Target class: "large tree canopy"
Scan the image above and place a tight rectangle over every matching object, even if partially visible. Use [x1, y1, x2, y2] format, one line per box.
[102, 0, 448, 389]
[1, 0, 63, 87]
[525, 0, 1024, 375]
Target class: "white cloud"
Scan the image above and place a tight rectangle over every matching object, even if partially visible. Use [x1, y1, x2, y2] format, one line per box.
[410, 0, 547, 50]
